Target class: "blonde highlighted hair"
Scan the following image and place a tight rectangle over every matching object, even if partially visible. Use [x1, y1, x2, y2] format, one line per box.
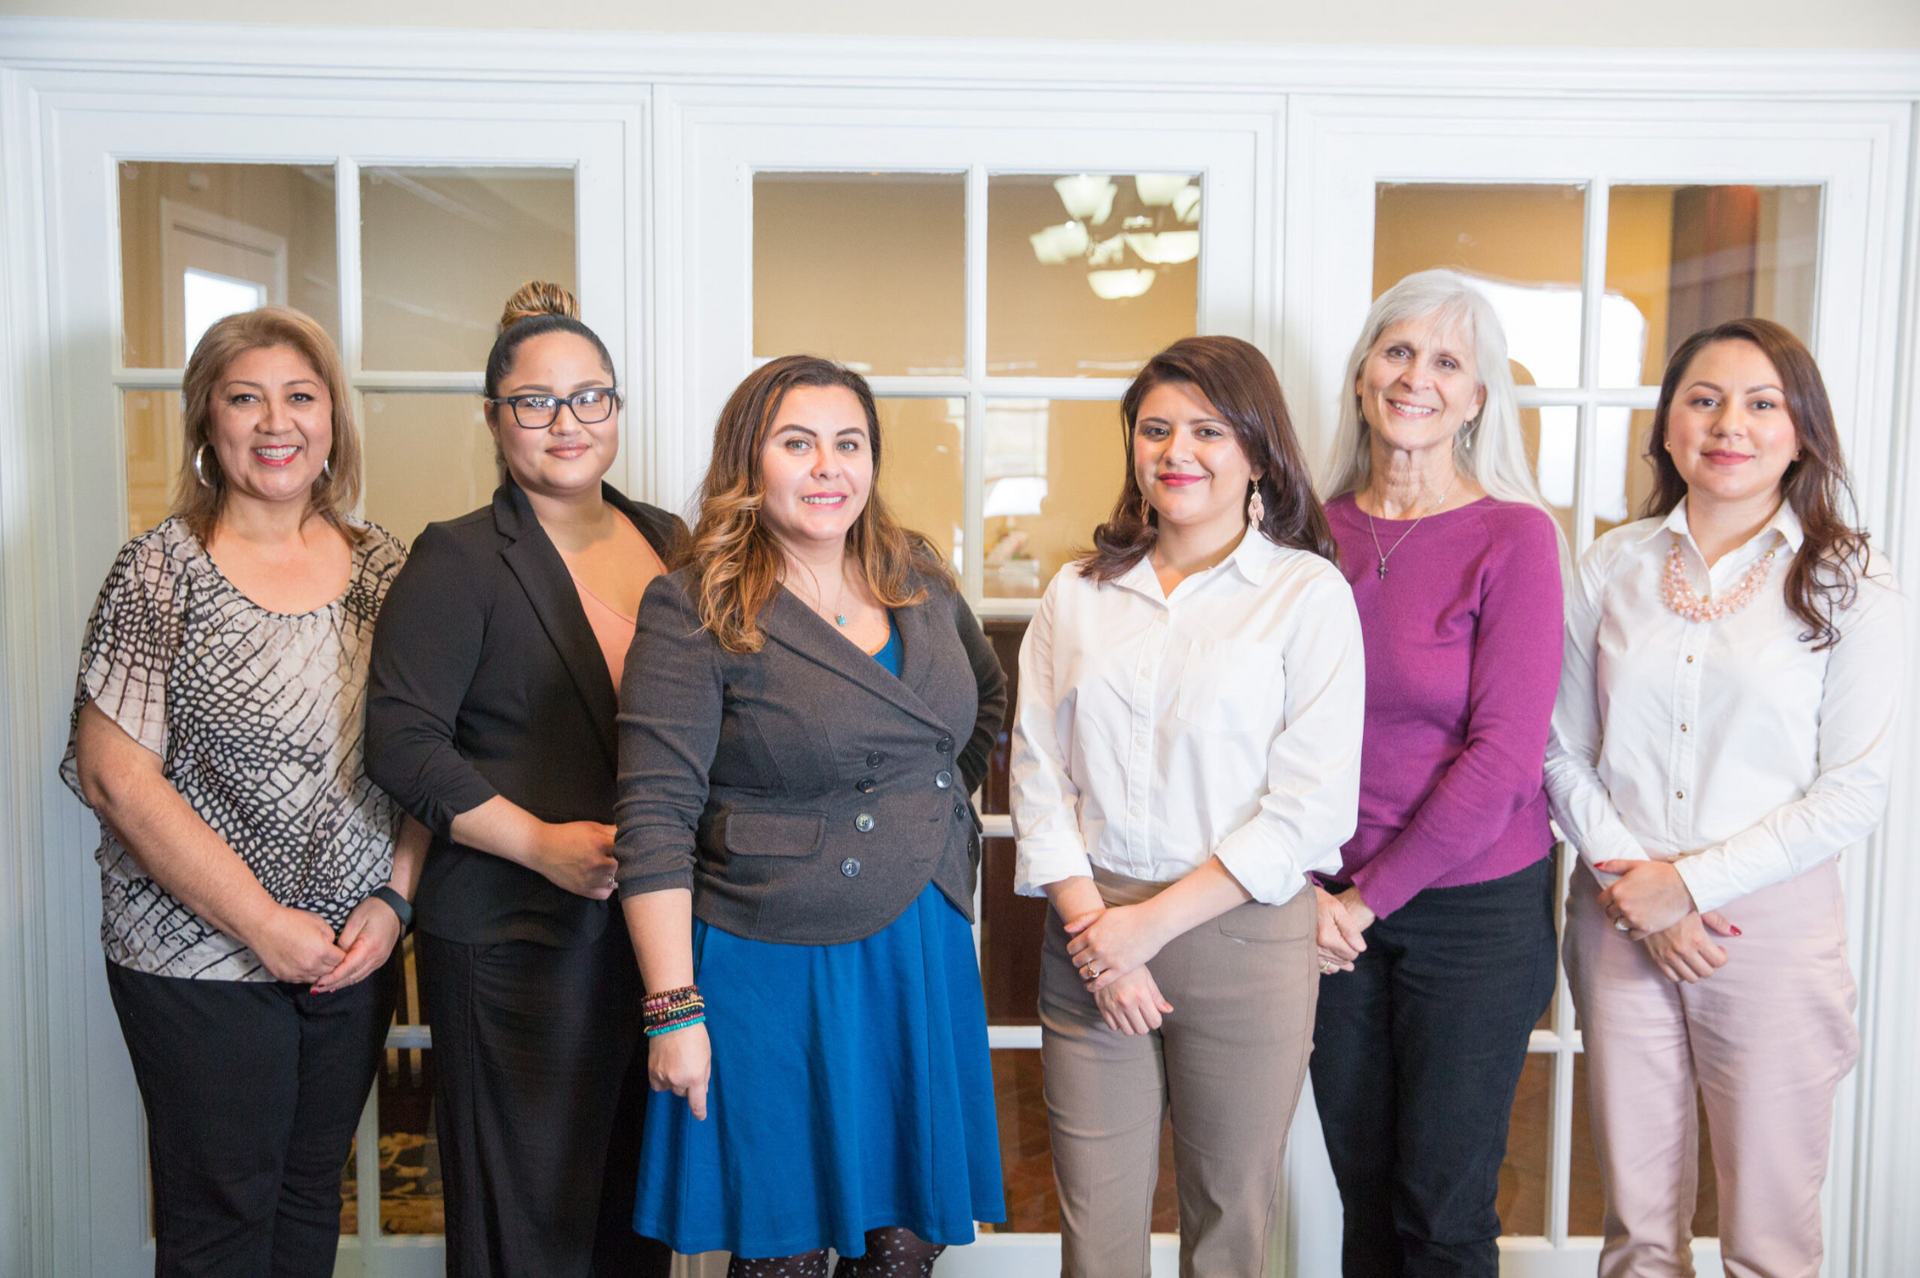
[686, 355, 950, 653]
[173, 306, 362, 545]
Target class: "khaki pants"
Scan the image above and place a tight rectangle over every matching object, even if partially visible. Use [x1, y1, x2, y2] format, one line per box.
[1565, 861, 1858, 1278]
[1039, 868, 1319, 1278]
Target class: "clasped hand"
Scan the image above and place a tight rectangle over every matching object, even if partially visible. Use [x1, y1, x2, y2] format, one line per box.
[1064, 902, 1169, 993]
[1594, 859, 1697, 937]
[1314, 886, 1373, 974]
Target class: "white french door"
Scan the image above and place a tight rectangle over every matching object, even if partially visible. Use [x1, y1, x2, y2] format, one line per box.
[1283, 94, 1912, 1278]
[39, 91, 634, 1277]
[669, 89, 1290, 1276]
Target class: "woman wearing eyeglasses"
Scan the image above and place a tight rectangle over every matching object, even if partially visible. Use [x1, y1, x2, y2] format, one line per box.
[366, 283, 680, 1277]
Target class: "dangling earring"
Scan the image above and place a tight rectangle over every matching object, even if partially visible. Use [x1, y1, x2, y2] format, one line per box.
[1247, 482, 1266, 526]
[192, 444, 214, 489]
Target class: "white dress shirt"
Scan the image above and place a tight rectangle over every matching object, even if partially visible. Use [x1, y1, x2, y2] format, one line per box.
[1010, 528, 1365, 906]
[1544, 499, 1906, 914]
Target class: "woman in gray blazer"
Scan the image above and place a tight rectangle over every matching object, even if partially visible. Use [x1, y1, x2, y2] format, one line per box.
[615, 355, 1008, 1277]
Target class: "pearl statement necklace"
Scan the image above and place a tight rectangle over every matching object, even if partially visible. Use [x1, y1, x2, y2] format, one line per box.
[1659, 535, 1776, 623]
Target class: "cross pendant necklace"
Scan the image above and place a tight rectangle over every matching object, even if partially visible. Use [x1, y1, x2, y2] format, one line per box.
[1365, 474, 1458, 579]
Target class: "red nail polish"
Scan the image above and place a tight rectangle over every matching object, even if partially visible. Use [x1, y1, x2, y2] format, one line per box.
[1730, 925, 1742, 936]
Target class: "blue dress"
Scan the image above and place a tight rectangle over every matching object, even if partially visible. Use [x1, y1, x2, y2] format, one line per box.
[633, 616, 1005, 1259]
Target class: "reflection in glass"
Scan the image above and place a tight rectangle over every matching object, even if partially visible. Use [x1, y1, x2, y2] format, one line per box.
[874, 398, 964, 572]
[1607, 186, 1821, 384]
[1596, 409, 1661, 541]
[1373, 184, 1587, 389]
[1570, 1053, 1718, 1237]
[754, 174, 965, 377]
[118, 161, 338, 368]
[361, 167, 575, 372]
[993, 1049, 1177, 1233]
[1520, 405, 1580, 546]
[361, 394, 498, 548]
[983, 399, 1126, 595]
[124, 389, 185, 536]
[1498, 1052, 1552, 1236]
[989, 174, 1200, 378]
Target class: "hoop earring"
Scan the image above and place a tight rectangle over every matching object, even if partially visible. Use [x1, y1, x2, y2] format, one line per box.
[320, 457, 334, 482]
[192, 444, 214, 489]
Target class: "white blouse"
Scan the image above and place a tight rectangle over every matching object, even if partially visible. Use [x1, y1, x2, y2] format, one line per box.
[1544, 500, 1906, 915]
[1010, 529, 1365, 906]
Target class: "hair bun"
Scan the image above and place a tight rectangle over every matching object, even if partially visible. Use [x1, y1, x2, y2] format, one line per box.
[498, 281, 579, 332]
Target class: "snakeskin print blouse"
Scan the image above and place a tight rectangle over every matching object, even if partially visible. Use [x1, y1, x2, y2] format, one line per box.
[60, 517, 407, 981]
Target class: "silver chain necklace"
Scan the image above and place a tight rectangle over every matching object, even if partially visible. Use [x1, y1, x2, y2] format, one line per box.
[1365, 474, 1458, 580]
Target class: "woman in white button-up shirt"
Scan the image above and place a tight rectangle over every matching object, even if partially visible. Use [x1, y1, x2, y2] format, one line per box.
[1011, 335, 1365, 1278]
[1545, 318, 1904, 1278]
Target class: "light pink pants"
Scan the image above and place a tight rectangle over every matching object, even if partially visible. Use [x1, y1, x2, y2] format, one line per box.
[1564, 860, 1858, 1278]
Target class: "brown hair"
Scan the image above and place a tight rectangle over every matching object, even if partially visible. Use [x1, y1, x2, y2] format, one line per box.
[1644, 318, 1868, 650]
[685, 355, 950, 653]
[1083, 336, 1337, 582]
[173, 306, 362, 546]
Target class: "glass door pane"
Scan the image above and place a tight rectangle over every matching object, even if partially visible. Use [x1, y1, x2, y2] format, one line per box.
[988, 173, 1200, 378]
[118, 160, 338, 369]
[1606, 184, 1822, 384]
[754, 173, 965, 375]
[360, 166, 577, 371]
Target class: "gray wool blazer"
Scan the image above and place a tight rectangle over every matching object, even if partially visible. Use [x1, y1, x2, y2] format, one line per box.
[613, 567, 1008, 945]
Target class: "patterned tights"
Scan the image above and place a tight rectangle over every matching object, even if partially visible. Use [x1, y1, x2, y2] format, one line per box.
[727, 1227, 946, 1277]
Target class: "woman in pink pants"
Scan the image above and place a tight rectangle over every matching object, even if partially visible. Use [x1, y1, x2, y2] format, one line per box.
[1545, 318, 1904, 1278]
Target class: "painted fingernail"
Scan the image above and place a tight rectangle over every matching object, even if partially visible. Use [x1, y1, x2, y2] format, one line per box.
[1730, 925, 1742, 936]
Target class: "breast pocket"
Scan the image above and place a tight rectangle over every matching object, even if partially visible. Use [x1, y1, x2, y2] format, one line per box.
[1173, 638, 1284, 731]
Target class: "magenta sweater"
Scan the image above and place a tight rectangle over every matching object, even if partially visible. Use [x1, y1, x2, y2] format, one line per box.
[1325, 495, 1564, 917]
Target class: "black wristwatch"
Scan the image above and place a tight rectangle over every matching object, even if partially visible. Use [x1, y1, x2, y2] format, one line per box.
[369, 885, 414, 934]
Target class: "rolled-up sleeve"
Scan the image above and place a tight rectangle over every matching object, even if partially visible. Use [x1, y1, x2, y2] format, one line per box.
[1010, 578, 1096, 896]
[614, 574, 723, 899]
[365, 525, 499, 836]
[1210, 569, 1365, 905]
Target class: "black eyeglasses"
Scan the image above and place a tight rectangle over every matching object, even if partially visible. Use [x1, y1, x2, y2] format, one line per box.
[487, 388, 620, 430]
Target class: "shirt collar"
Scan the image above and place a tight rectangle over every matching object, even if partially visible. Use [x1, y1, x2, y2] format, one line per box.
[1112, 526, 1283, 601]
[1641, 497, 1804, 554]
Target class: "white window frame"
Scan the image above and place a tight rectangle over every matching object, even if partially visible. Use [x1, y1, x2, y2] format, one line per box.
[0, 24, 1914, 1278]
[36, 96, 636, 1278]
[1282, 93, 1913, 1278]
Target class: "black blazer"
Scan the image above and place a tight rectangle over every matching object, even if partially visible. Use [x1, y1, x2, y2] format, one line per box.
[614, 569, 1007, 945]
[366, 480, 684, 947]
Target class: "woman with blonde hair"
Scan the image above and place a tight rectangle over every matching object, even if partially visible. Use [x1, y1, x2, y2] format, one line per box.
[617, 355, 1007, 1276]
[1548, 319, 1902, 1277]
[1311, 268, 1567, 1277]
[65, 307, 426, 1277]
[366, 283, 678, 1276]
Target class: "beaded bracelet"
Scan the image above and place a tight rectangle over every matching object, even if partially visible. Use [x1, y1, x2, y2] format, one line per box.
[644, 1011, 706, 1038]
[642, 984, 705, 1037]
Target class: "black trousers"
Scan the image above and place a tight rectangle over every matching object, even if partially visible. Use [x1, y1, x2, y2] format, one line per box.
[416, 925, 671, 1278]
[1310, 856, 1558, 1278]
[106, 956, 399, 1278]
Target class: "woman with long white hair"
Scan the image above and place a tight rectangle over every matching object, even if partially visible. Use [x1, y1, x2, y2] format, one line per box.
[1311, 268, 1568, 1276]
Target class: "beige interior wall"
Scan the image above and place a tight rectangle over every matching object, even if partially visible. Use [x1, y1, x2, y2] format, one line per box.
[5, 0, 1915, 46]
